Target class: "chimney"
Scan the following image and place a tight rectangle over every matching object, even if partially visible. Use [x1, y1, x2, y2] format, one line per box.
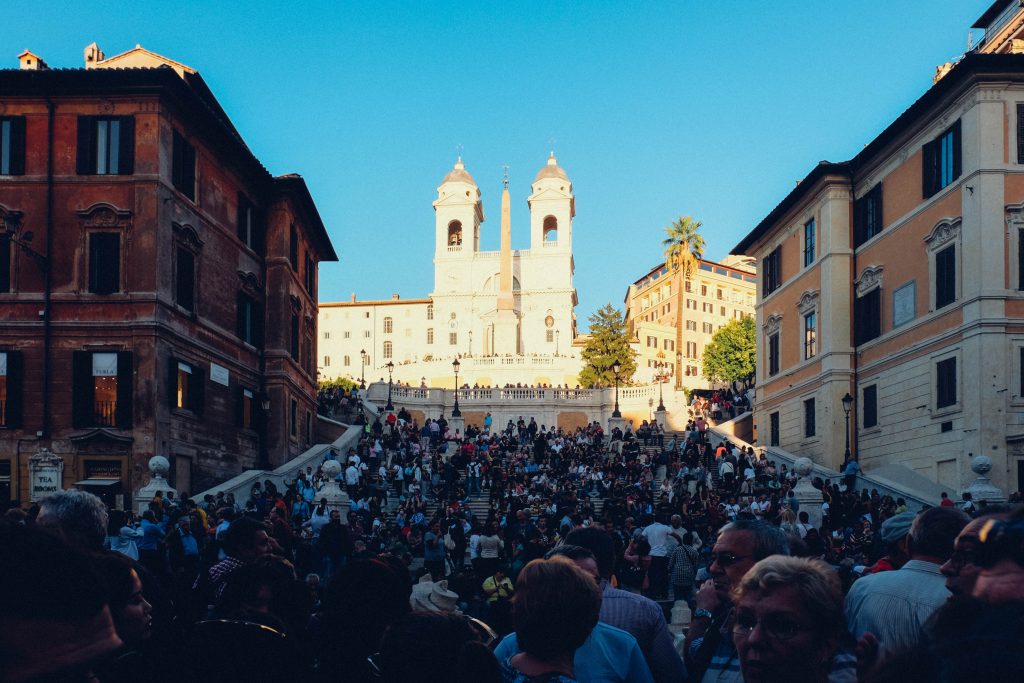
[391, 293, 400, 300]
[84, 42, 105, 68]
[350, 293, 356, 303]
[18, 50, 48, 70]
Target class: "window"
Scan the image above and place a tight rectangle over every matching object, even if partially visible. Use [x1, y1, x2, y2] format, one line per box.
[686, 298, 697, 310]
[1018, 103, 1024, 164]
[239, 388, 254, 430]
[171, 130, 195, 200]
[702, 302, 713, 313]
[923, 120, 961, 198]
[804, 398, 816, 438]
[363, 330, 371, 338]
[703, 322, 713, 334]
[384, 317, 393, 334]
[803, 312, 817, 359]
[855, 288, 881, 345]
[763, 246, 781, 295]
[344, 355, 350, 366]
[175, 247, 195, 313]
[769, 412, 780, 447]
[306, 411, 312, 445]
[323, 331, 330, 340]
[77, 116, 134, 175]
[305, 253, 316, 293]
[716, 288, 723, 300]
[323, 356, 331, 367]
[0, 117, 26, 176]
[72, 351, 132, 428]
[88, 233, 120, 294]
[768, 333, 779, 376]
[303, 334, 312, 375]
[701, 285, 708, 296]
[0, 233, 9, 293]
[685, 280, 692, 293]
[290, 314, 300, 361]
[343, 331, 350, 339]
[863, 385, 878, 428]
[686, 341, 697, 358]
[427, 328, 434, 344]
[854, 184, 883, 247]
[427, 304, 434, 320]
[289, 224, 299, 270]
[803, 218, 815, 266]
[936, 357, 957, 409]
[383, 341, 393, 359]
[170, 359, 204, 414]
[935, 244, 956, 309]
[236, 293, 262, 346]
[236, 194, 262, 252]
[685, 320, 696, 331]
[664, 339, 675, 351]
[546, 330, 554, 342]
[720, 306, 726, 317]
[449, 332, 458, 345]
[0, 351, 23, 428]
[291, 398, 298, 438]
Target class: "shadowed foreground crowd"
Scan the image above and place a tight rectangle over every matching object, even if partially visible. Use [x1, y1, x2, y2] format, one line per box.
[3, 414, 1024, 682]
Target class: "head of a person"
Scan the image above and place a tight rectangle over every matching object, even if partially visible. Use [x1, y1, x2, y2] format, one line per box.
[376, 612, 500, 683]
[731, 556, 844, 683]
[512, 557, 602, 662]
[970, 509, 1024, 603]
[563, 527, 616, 580]
[36, 490, 109, 552]
[940, 512, 1009, 597]
[0, 524, 122, 682]
[545, 544, 599, 579]
[222, 516, 272, 563]
[711, 520, 790, 603]
[908, 506, 969, 562]
[91, 551, 153, 648]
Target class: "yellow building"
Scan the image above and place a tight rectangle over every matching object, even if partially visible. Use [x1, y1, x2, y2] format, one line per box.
[731, 2, 1024, 497]
[624, 256, 756, 390]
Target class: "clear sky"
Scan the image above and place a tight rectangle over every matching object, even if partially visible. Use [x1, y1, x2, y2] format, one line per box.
[5, 1, 993, 330]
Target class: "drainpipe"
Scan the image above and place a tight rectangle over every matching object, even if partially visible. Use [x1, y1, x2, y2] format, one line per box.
[850, 180, 859, 461]
[42, 96, 54, 440]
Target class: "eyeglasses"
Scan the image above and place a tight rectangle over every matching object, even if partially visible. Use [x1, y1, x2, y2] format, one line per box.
[732, 611, 808, 641]
[709, 551, 751, 568]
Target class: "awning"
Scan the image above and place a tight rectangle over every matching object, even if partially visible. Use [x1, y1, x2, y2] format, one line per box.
[74, 478, 122, 487]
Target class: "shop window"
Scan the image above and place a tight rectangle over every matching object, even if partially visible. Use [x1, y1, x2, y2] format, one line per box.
[72, 351, 132, 428]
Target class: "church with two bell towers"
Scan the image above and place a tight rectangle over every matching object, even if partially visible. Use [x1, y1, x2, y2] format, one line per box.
[319, 154, 584, 388]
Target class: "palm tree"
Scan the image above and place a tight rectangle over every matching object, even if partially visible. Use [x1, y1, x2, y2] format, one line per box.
[663, 216, 706, 389]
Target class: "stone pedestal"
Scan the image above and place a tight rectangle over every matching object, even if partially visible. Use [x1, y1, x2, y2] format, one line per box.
[608, 416, 626, 434]
[28, 447, 64, 503]
[791, 457, 823, 529]
[964, 455, 1006, 504]
[447, 415, 465, 442]
[136, 456, 177, 515]
[654, 408, 669, 430]
[318, 459, 349, 519]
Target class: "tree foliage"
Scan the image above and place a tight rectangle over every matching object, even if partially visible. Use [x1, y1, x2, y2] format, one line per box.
[578, 304, 638, 388]
[701, 316, 756, 387]
[319, 376, 359, 392]
[662, 216, 706, 279]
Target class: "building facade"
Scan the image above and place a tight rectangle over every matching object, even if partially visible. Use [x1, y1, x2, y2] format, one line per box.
[0, 44, 337, 508]
[320, 155, 582, 388]
[732, 4, 1024, 496]
[624, 256, 756, 389]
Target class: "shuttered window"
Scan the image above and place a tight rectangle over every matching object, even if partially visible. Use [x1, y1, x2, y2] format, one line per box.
[768, 333, 779, 376]
[0, 351, 23, 429]
[923, 120, 961, 199]
[88, 232, 120, 295]
[76, 116, 134, 175]
[171, 130, 196, 200]
[0, 117, 26, 176]
[168, 357, 204, 415]
[863, 385, 878, 428]
[0, 233, 10, 293]
[762, 246, 782, 296]
[175, 247, 195, 312]
[936, 357, 957, 409]
[854, 184, 883, 247]
[935, 244, 956, 309]
[72, 351, 132, 428]
[804, 398, 816, 438]
[854, 288, 881, 345]
[237, 193, 263, 253]
[769, 412, 780, 447]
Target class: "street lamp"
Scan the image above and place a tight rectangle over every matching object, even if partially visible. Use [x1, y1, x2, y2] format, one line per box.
[648, 397, 654, 421]
[359, 349, 367, 389]
[468, 330, 472, 357]
[452, 358, 462, 417]
[611, 360, 622, 418]
[841, 392, 853, 461]
[385, 360, 395, 412]
[657, 362, 666, 412]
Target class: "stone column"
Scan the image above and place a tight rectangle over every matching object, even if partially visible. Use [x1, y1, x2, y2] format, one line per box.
[791, 457, 823, 529]
[135, 456, 177, 515]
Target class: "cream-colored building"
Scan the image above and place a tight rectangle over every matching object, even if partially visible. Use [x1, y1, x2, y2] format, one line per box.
[320, 155, 583, 388]
[624, 256, 756, 389]
[730, 2, 1024, 498]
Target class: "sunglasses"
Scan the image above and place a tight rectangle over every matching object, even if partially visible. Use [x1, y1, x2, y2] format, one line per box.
[733, 610, 808, 641]
[709, 551, 751, 568]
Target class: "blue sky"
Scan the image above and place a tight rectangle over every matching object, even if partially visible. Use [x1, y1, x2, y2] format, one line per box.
[6, 1, 992, 329]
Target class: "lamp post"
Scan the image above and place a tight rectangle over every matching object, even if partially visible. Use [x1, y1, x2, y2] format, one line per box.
[657, 362, 666, 412]
[359, 349, 367, 389]
[612, 360, 622, 418]
[468, 330, 472, 357]
[385, 361, 395, 412]
[841, 392, 853, 462]
[452, 358, 462, 417]
[648, 397, 654, 421]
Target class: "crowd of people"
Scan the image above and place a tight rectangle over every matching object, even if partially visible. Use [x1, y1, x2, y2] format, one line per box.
[2, 404, 1023, 682]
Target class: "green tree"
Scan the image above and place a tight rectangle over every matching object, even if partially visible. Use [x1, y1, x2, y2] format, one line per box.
[701, 316, 756, 388]
[662, 216, 705, 389]
[319, 376, 359, 392]
[578, 304, 638, 388]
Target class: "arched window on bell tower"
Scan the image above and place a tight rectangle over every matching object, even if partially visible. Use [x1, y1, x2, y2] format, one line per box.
[448, 220, 463, 247]
[543, 215, 558, 243]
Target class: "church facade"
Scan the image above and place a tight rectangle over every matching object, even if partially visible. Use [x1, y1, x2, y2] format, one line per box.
[319, 155, 583, 388]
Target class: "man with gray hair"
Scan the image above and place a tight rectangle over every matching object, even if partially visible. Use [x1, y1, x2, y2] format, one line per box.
[686, 519, 790, 682]
[35, 489, 109, 552]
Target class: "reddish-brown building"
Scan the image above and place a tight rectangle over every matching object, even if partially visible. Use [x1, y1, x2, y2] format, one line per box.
[0, 45, 337, 508]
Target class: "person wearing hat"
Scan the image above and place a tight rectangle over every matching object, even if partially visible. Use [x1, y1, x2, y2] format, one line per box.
[410, 573, 461, 614]
[867, 511, 915, 573]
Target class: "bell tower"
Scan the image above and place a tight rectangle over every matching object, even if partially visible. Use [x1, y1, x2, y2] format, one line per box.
[433, 158, 483, 259]
[528, 153, 574, 253]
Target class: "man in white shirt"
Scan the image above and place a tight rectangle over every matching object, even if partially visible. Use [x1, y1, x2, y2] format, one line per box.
[643, 515, 673, 599]
[344, 463, 360, 497]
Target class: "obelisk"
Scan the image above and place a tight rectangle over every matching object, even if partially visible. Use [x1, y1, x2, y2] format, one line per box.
[493, 170, 519, 354]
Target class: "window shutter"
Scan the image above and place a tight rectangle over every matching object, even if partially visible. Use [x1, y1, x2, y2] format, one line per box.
[5, 351, 23, 428]
[922, 139, 937, 198]
[168, 357, 179, 408]
[118, 116, 134, 175]
[192, 366, 206, 416]
[951, 119, 962, 181]
[72, 351, 94, 428]
[184, 141, 196, 200]
[8, 117, 26, 176]
[0, 234, 10, 293]
[77, 117, 95, 175]
[236, 386, 245, 427]
[115, 351, 133, 428]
